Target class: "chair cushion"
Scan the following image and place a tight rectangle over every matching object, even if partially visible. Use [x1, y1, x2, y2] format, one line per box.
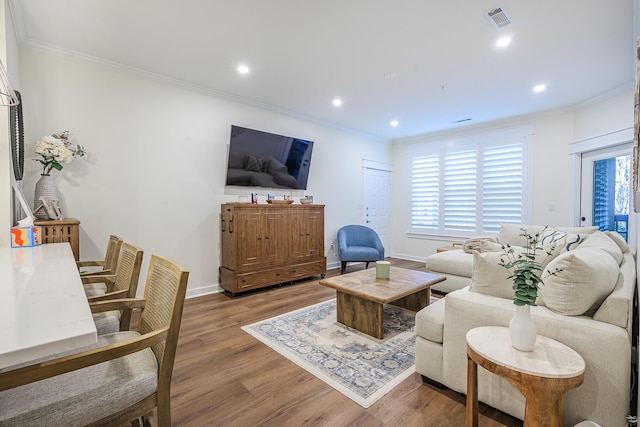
[0, 331, 158, 426]
[93, 310, 122, 335]
[84, 282, 107, 297]
[340, 245, 382, 261]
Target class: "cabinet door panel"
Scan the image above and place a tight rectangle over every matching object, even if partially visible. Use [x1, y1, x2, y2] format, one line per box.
[262, 209, 286, 265]
[236, 211, 261, 268]
[306, 208, 324, 257]
[288, 209, 307, 261]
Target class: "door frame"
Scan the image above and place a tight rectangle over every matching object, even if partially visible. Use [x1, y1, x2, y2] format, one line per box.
[569, 127, 635, 244]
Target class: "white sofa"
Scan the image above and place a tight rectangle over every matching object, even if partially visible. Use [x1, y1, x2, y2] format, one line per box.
[425, 249, 473, 293]
[416, 224, 636, 427]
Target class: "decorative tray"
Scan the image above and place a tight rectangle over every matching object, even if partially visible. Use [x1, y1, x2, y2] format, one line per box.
[266, 199, 294, 204]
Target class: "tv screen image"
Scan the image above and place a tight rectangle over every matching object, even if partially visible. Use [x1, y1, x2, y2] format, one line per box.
[225, 125, 314, 190]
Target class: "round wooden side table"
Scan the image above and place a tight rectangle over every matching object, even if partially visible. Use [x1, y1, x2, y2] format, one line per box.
[465, 326, 585, 427]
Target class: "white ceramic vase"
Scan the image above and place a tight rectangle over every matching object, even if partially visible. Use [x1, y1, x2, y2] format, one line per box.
[33, 174, 59, 219]
[508, 304, 537, 351]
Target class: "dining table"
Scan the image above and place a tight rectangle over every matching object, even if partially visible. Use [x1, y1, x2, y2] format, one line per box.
[0, 242, 97, 370]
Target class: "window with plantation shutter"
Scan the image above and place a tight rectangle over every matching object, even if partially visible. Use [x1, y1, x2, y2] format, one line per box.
[443, 149, 477, 231]
[481, 144, 523, 233]
[409, 126, 531, 237]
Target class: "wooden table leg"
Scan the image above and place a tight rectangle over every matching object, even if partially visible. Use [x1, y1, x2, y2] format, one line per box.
[390, 289, 430, 312]
[466, 354, 478, 427]
[522, 389, 565, 427]
[335, 291, 384, 339]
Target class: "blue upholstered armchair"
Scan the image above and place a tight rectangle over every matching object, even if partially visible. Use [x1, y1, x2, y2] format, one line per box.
[337, 225, 385, 274]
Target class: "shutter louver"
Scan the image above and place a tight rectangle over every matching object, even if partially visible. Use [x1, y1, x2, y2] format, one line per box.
[411, 155, 439, 229]
[444, 150, 476, 231]
[482, 144, 523, 233]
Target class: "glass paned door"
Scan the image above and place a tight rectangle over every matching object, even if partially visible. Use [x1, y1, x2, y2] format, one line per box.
[580, 144, 634, 244]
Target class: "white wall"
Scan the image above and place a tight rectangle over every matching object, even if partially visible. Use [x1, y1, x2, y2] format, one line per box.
[17, 47, 390, 296]
[389, 89, 634, 262]
[10, 45, 636, 296]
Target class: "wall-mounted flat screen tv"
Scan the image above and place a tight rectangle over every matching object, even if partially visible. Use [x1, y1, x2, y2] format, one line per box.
[225, 125, 314, 190]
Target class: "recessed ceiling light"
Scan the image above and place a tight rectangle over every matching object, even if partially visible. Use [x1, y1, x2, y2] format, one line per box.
[533, 84, 546, 93]
[332, 98, 343, 107]
[237, 64, 250, 75]
[496, 36, 511, 48]
[390, 120, 399, 127]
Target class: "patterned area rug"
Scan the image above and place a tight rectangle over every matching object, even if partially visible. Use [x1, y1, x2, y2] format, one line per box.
[241, 299, 416, 408]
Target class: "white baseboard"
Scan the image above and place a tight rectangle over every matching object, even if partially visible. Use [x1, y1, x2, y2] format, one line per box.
[389, 252, 426, 263]
[186, 284, 223, 299]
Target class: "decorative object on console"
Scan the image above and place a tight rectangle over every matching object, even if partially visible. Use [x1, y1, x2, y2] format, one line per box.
[36, 196, 63, 220]
[33, 174, 58, 219]
[32, 131, 86, 219]
[498, 229, 561, 351]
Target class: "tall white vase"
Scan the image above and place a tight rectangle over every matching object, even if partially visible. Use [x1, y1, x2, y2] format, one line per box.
[508, 304, 537, 351]
[33, 174, 58, 219]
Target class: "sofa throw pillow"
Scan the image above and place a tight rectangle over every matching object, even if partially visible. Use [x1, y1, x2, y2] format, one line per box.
[479, 239, 562, 263]
[498, 223, 599, 246]
[470, 243, 560, 300]
[604, 230, 630, 254]
[246, 156, 264, 172]
[537, 247, 618, 316]
[462, 236, 498, 253]
[469, 250, 516, 299]
[498, 224, 548, 247]
[577, 230, 623, 265]
[539, 227, 588, 253]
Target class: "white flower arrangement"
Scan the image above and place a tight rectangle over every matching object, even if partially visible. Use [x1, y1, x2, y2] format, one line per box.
[33, 130, 86, 175]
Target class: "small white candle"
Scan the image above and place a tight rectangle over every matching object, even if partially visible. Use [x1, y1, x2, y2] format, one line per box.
[376, 260, 390, 279]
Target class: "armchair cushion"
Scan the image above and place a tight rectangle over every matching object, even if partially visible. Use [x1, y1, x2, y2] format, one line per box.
[0, 331, 157, 426]
[337, 225, 385, 262]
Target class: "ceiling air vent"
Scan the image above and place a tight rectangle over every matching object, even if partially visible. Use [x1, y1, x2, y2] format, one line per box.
[486, 7, 513, 30]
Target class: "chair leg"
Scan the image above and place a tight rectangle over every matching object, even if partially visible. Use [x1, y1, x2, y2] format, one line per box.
[341, 261, 346, 274]
[365, 262, 370, 269]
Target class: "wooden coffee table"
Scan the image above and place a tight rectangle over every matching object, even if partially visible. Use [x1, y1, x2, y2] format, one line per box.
[319, 267, 445, 339]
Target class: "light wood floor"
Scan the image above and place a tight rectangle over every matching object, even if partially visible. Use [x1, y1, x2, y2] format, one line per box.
[167, 259, 522, 426]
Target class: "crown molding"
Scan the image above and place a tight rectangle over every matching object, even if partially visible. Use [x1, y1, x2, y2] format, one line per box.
[17, 36, 387, 143]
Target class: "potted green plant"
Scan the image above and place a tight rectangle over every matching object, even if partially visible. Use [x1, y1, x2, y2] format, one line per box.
[499, 229, 561, 351]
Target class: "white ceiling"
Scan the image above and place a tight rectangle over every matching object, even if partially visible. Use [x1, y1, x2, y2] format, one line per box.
[9, 0, 636, 140]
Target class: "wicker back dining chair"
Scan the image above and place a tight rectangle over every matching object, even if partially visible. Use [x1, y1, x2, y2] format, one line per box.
[76, 234, 123, 276]
[0, 254, 189, 427]
[83, 242, 144, 334]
